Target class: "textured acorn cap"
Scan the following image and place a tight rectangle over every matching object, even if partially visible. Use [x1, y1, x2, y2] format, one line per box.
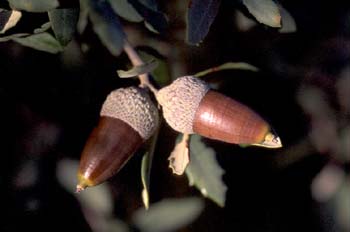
[100, 87, 159, 140]
[156, 76, 210, 134]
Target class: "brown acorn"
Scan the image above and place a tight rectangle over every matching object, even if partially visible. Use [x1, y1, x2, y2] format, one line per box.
[77, 87, 159, 192]
[156, 76, 282, 148]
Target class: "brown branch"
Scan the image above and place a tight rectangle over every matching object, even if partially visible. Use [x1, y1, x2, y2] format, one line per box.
[123, 40, 158, 95]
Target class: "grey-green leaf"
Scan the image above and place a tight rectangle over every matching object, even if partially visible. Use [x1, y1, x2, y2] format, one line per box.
[13, 32, 63, 54]
[186, 0, 221, 45]
[0, 32, 28, 42]
[48, 8, 79, 46]
[133, 197, 204, 232]
[108, 0, 143, 22]
[185, 135, 227, 207]
[279, 4, 296, 33]
[138, 51, 171, 87]
[33, 22, 51, 34]
[78, 0, 89, 33]
[333, 178, 350, 231]
[242, 0, 281, 28]
[81, 0, 125, 56]
[8, 0, 59, 12]
[0, 9, 22, 34]
[117, 59, 158, 78]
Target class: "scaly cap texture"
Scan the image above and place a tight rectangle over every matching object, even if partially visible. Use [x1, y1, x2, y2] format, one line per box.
[156, 76, 210, 133]
[100, 87, 159, 140]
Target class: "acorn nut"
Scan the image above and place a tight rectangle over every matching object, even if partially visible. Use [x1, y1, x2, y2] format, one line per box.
[156, 76, 282, 148]
[77, 87, 159, 192]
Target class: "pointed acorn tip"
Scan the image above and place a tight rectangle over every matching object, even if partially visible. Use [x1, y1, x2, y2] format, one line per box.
[76, 172, 94, 193]
[252, 131, 283, 149]
[75, 184, 86, 193]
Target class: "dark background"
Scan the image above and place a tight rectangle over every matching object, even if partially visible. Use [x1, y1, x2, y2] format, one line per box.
[1, 0, 349, 231]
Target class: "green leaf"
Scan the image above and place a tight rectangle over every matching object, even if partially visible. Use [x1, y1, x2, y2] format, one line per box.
[242, 0, 281, 28]
[133, 197, 204, 232]
[77, 0, 89, 33]
[8, 0, 59, 12]
[278, 4, 296, 33]
[194, 62, 259, 78]
[108, 0, 166, 33]
[12, 32, 63, 54]
[48, 8, 79, 46]
[138, 51, 171, 87]
[108, 0, 143, 22]
[186, 0, 221, 45]
[141, 127, 159, 209]
[117, 59, 158, 78]
[81, 0, 126, 56]
[0, 32, 28, 42]
[33, 22, 51, 34]
[333, 178, 350, 231]
[185, 135, 227, 207]
[0, 9, 22, 34]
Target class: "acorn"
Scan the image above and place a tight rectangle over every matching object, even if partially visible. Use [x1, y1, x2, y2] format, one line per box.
[77, 87, 159, 192]
[156, 76, 282, 148]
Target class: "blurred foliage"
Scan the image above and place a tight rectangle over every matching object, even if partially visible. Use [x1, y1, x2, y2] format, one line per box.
[79, 0, 125, 56]
[8, 0, 59, 12]
[0, 8, 21, 33]
[242, 0, 281, 28]
[1, 0, 350, 231]
[133, 197, 204, 232]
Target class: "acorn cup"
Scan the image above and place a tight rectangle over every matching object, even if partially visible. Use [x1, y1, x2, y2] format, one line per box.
[156, 76, 282, 148]
[77, 87, 159, 192]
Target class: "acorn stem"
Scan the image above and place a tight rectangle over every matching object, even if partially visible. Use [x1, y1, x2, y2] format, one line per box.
[123, 40, 158, 95]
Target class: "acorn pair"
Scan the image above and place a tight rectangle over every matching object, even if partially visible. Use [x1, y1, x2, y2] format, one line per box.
[77, 76, 282, 191]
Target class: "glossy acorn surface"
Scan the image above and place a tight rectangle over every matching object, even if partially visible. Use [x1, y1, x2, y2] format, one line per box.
[193, 91, 269, 144]
[77, 116, 143, 191]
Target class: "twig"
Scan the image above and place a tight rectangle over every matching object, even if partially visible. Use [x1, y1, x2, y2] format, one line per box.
[194, 62, 259, 78]
[123, 40, 158, 95]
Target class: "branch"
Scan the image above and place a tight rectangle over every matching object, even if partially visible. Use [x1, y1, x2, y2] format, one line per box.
[123, 40, 158, 95]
